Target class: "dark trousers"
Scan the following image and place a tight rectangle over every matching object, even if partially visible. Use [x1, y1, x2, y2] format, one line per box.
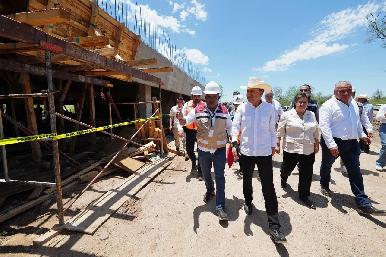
[359, 127, 370, 153]
[320, 138, 371, 208]
[184, 127, 201, 176]
[240, 154, 280, 229]
[280, 151, 315, 199]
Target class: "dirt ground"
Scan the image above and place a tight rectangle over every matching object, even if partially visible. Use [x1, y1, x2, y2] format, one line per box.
[1, 137, 386, 257]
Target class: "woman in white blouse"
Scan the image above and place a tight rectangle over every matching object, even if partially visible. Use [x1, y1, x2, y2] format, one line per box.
[277, 93, 320, 209]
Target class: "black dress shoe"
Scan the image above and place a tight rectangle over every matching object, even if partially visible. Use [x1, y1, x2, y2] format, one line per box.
[269, 228, 287, 244]
[321, 186, 333, 197]
[244, 203, 253, 215]
[300, 197, 316, 209]
[203, 191, 215, 203]
[358, 206, 386, 216]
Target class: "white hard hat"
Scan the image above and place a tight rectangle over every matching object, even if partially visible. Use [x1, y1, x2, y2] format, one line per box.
[204, 81, 221, 95]
[191, 86, 203, 96]
[233, 94, 243, 104]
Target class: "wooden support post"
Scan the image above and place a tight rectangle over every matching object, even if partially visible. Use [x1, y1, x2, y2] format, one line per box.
[21, 73, 41, 162]
[158, 84, 167, 154]
[107, 92, 122, 122]
[69, 85, 87, 154]
[0, 110, 9, 181]
[88, 0, 98, 35]
[58, 80, 71, 134]
[88, 84, 96, 144]
[45, 50, 64, 225]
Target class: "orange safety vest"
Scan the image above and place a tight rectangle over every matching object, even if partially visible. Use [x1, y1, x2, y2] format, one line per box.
[184, 100, 203, 130]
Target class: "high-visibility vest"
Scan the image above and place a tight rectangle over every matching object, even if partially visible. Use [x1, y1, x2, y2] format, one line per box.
[195, 102, 228, 150]
[184, 100, 202, 130]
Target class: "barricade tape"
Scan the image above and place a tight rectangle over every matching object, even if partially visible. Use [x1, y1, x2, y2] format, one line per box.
[0, 116, 160, 146]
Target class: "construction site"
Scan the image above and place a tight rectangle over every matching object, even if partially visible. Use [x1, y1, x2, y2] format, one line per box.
[1, 1, 386, 257]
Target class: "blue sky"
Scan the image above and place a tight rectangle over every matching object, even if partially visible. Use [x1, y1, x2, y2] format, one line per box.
[128, 0, 385, 101]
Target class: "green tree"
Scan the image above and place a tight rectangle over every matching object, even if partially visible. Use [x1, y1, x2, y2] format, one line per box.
[367, 12, 386, 47]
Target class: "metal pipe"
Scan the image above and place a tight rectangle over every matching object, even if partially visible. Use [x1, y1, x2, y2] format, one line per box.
[158, 83, 164, 155]
[0, 110, 9, 181]
[45, 50, 64, 225]
[0, 179, 55, 186]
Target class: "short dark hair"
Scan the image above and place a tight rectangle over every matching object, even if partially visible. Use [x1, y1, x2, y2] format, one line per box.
[177, 96, 184, 101]
[300, 84, 311, 90]
[293, 92, 308, 108]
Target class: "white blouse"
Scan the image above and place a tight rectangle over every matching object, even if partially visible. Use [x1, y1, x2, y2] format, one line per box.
[277, 109, 320, 155]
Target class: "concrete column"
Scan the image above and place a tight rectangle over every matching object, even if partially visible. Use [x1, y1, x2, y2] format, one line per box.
[138, 84, 152, 117]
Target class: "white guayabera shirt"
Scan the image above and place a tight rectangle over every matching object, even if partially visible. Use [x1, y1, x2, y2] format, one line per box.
[231, 101, 277, 156]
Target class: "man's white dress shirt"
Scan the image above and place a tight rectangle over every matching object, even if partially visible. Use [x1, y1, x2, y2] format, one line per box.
[376, 104, 386, 124]
[319, 96, 366, 149]
[231, 101, 277, 156]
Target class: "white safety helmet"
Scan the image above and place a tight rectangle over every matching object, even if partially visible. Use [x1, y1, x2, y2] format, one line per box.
[233, 94, 243, 105]
[191, 86, 203, 96]
[204, 81, 221, 95]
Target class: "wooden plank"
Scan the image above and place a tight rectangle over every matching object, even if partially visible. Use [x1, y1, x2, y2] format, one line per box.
[21, 73, 41, 162]
[0, 58, 109, 86]
[125, 58, 157, 67]
[63, 158, 171, 234]
[11, 8, 71, 26]
[113, 156, 145, 173]
[0, 15, 161, 84]
[33, 228, 62, 246]
[67, 36, 109, 48]
[93, 47, 115, 57]
[140, 67, 173, 73]
[84, 70, 126, 76]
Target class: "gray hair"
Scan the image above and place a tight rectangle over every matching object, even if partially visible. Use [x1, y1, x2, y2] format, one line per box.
[335, 81, 352, 89]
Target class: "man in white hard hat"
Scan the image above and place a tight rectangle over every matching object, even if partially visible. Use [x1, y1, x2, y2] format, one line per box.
[182, 85, 204, 180]
[231, 77, 287, 243]
[230, 94, 243, 120]
[178, 81, 232, 221]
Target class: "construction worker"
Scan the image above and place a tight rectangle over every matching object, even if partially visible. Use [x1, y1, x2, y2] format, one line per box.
[178, 81, 232, 221]
[182, 85, 204, 180]
[231, 77, 287, 243]
[230, 94, 243, 120]
[169, 96, 186, 156]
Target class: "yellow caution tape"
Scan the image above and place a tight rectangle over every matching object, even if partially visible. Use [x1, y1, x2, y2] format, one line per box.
[0, 116, 160, 146]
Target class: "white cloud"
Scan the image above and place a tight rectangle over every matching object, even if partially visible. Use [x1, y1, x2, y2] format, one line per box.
[171, 0, 207, 22]
[190, 0, 208, 21]
[170, 1, 184, 13]
[259, 2, 382, 72]
[180, 10, 189, 21]
[183, 48, 209, 65]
